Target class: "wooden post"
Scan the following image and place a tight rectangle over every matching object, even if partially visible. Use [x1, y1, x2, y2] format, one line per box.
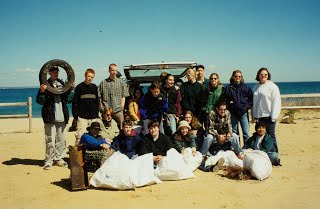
[28, 97, 32, 133]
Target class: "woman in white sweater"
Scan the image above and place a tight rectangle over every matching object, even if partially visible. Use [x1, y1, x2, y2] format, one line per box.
[252, 68, 281, 150]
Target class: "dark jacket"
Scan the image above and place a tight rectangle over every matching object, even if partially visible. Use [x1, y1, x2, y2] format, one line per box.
[160, 85, 181, 116]
[221, 82, 253, 117]
[172, 133, 196, 153]
[112, 130, 141, 158]
[180, 81, 203, 116]
[243, 133, 278, 153]
[36, 79, 72, 124]
[137, 132, 173, 156]
[139, 92, 168, 120]
[197, 77, 210, 90]
[79, 133, 108, 151]
[208, 141, 232, 156]
[72, 82, 99, 119]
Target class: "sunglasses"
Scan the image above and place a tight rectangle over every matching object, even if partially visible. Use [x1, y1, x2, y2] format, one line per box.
[210, 77, 218, 80]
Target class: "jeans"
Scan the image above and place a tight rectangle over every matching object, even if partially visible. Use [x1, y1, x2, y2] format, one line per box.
[44, 122, 66, 165]
[142, 119, 151, 135]
[143, 118, 163, 135]
[201, 133, 242, 156]
[198, 158, 211, 172]
[201, 134, 214, 155]
[258, 117, 278, 151]
[160, 114, 177, 135]
[267, 152, 279, 165]
[231, 112, 250, 145]
[113, 111, 124, 129]
[228, 133, 242, 155]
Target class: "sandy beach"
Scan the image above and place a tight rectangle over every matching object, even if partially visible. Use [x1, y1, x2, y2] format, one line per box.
[1, 109, 320, 209]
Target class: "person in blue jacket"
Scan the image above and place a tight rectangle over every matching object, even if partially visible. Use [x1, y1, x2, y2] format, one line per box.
[221, 70, 253, 145]
[79, 122, 112, 151]
[112, 119, 141, 159]
[139, 81, 168, 135]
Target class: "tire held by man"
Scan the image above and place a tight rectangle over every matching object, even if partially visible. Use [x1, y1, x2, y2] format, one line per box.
[39, 59, 75, 94]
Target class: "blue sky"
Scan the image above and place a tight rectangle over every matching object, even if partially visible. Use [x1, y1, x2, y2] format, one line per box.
[0, 0, 319, 87]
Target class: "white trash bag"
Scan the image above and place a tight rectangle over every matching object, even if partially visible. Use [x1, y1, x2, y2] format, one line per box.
[205, 150, 243, 168]
[154, 148, 195, 181]
[243, 149, 272, 181]
[90, 151, 161, 190]
[182, 148, 203, 171]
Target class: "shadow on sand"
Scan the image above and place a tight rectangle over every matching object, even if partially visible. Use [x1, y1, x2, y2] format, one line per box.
[2, 157, 69, 167]
[51, 178, 73, 191]
[2, 158, 43, 167]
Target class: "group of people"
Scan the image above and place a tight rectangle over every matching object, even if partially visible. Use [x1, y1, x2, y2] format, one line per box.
[36, 63, 282, 171]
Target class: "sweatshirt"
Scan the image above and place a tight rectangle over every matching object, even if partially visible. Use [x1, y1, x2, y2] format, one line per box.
[252, 81, 281, 121]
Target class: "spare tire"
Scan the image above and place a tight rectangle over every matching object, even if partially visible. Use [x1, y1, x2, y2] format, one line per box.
[39, 59, 75, 94]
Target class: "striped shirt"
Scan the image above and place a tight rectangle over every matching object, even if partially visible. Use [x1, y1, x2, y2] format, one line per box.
[98, 77, 129, 112]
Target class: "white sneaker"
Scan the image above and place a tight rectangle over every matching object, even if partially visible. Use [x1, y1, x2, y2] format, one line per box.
[55, 159, 68, 168]
[43, 163, 52, 170]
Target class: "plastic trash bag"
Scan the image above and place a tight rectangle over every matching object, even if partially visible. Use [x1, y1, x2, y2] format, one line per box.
[182, 148, 203, 171]
[243, 149, 272, 180]
[154, 148, 195, 181]
[90, 151, 161, 190]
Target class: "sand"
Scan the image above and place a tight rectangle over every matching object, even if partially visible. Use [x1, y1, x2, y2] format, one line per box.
[1, 110, 320, 209]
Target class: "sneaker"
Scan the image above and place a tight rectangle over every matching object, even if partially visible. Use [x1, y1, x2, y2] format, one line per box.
[43, 163, 52, 170]
[210, 158, 225, 172]
[55, 159, 68, 168]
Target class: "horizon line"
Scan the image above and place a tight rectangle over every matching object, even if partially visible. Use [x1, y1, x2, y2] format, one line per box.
[1, 80, 320, 89]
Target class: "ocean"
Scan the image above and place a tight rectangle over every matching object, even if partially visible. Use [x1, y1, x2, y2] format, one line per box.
[0, 81, 320, 118]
